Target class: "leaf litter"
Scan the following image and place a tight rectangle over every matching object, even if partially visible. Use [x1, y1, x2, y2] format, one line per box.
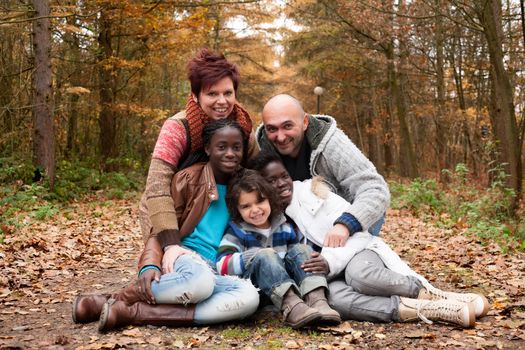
[0, 201, 524, 349]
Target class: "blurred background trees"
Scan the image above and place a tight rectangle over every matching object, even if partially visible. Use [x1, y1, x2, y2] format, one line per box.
[0, 0, 524, 215]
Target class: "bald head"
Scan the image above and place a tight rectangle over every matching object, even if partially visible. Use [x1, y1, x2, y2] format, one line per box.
[262, 94, 305, 121]
[261, 94, 308, 158]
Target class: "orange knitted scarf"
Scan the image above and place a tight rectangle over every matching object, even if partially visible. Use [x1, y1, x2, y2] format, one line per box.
[184, 96, 253, 153]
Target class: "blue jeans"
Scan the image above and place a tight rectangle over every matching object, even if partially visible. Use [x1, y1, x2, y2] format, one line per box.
[368, 215, 385, 236]
[151, 255, 259, 324]
[243, 245, 327, 308]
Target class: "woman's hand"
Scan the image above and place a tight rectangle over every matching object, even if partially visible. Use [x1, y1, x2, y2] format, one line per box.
[138, 268, 160, 304]
[323, 224, 350, 248]
[301, 252, 330, 275]
[162, 245, 194, 274]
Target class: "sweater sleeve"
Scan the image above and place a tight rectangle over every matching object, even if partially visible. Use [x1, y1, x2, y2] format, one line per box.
[320, 127, 390, 231]
[216, 227, 246, 276]
[143, 118, 188, 239]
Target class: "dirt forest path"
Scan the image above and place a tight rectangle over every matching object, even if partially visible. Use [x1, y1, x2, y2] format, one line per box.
[1, 197, 524, 350]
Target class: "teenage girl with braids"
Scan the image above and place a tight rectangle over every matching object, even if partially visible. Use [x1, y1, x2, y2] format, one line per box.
[73, 119, 259, 332]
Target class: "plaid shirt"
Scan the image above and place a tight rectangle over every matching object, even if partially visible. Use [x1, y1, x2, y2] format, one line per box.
[216, 213, 299, 276]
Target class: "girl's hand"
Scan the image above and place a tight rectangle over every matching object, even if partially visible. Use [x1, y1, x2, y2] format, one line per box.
[162, 245, 194, 274]
[301, 252, 330, 275]
[138, 268, 160, 304]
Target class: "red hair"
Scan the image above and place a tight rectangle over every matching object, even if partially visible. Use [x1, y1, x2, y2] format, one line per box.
[187, 48, 240, 96]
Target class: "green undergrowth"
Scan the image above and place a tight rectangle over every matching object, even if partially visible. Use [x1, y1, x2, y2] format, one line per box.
[390, 163, 525, 253]
[0, 158, 144, 241]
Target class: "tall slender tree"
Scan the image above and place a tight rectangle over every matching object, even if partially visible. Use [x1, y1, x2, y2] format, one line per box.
[31, 0, 55, 188]
[475, 0, 522, 211]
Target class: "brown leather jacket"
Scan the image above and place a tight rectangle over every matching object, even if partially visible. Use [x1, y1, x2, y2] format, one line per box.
[138, 162, 219, 270]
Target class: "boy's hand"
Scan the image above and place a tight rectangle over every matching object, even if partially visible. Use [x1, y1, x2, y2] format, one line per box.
[301, 252, 330, 275]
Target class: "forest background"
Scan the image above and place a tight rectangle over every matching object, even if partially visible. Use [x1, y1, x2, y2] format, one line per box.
[1, 0, 525, 250]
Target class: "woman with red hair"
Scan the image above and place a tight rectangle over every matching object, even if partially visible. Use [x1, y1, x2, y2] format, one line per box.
[72, 49, 258, 331]
[139, 48, 255, 245]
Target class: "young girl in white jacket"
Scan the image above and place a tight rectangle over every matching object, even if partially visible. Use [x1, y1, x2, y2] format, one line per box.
[250, 152, 489, 328]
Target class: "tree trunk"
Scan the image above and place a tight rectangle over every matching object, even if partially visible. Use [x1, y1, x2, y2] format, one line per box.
[382, 67, 396, 175]
[386, 41, 418, 178]
[65, 15, 81, 158]
[0, 29, 15, 155]
[477, 0, 522, 212]
[31, 0, 55, 189]
[97, 9, 118, 171]
[434, 0, 448, 177]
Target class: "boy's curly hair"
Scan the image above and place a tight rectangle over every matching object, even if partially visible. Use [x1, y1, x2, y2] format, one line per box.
[226, 169, 282, 224]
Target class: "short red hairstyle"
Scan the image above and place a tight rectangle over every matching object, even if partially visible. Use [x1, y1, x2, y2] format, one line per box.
[187, 48, 240, 96]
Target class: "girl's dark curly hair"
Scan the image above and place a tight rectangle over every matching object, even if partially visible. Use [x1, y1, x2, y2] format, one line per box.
[226, 169, 282, 224]
[247, 151, 283, 172]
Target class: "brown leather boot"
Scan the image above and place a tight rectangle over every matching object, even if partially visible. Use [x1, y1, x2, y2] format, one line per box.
[304, 287, 342, 324]
[281, 289, 322, 329]
[73, 294, 110, 323]
[98, 299, 196, 332]
[73, 283, 142, 323]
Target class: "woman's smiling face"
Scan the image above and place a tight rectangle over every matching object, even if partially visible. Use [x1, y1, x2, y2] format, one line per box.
[196, 77, 236, 120]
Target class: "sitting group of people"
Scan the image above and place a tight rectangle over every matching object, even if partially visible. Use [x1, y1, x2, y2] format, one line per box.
[72, 48, 489, 332]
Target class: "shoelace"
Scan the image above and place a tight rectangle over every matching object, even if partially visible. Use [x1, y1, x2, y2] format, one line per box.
[426, 287, 474, 303]
[415, 301, 463, 325]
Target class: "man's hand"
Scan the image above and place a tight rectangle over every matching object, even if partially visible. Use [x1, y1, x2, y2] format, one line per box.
[323, 223, 350, 248]
[301, 252, 330, 275]
[138, 268, 160, 304]
[162, 245, 193, 274]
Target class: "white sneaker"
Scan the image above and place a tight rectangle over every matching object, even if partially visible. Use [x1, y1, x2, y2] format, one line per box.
[399, 297, 475, 328]
[418, 285, 489, 318]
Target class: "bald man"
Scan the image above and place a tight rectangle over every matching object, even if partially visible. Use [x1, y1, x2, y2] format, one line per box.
[257, 94, 389, 243]
[256, 94, 390, 320]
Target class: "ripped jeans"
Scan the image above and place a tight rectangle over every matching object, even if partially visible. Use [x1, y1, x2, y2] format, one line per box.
[151, 254, 259, 324]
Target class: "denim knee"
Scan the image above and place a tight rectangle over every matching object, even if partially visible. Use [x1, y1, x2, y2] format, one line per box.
[251, 248, 281, 264]
[194, 276, 259, 324]
[285, 244, 313, 261]
[185, 262, 215, 303]
[154, 255, 215, 304]
[234, 278, 260, 317]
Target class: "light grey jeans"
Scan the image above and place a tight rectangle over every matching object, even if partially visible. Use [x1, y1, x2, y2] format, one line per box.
[328, 249, 423, 322]
[151, 254, 259, 324]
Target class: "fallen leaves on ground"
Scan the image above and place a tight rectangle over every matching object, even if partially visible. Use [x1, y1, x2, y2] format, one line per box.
[0, 201, 524, 349]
